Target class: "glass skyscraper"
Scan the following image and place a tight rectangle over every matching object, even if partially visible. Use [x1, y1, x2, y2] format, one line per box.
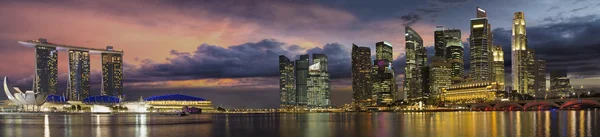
[445, 36, 464, 84]
[404, 26, 427, 99]
[279, 55, 295, 108]
[550, 70, 571, 97]
[68, 50, 91, 101]
[351, 44, 372, 107]
[469, 7, 493, 82]
[34, 43, 58, 95]
[307, 54, 330, 108]
[429, 57, 451, 97]
[372, 41, 397, 104]
[295, 55, 309, 106]
[101, 47, 124, 98]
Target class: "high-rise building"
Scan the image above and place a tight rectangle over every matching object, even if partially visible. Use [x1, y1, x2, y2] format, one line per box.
[404, 26, 427, 99]
[469, 7, 493, 82]
[492, 46, 505, 88]
[351, 44, 372, 107]
[550, 70, 571, 97]
[429, 57, 452, 97]
[444, 30, 464, 84]
[511, 12, 532, 95]
[101, 46, 123, 98]
[434, 26, 446, 58]
[279, 55, 295, 108]
[307, 54, 330, 108]
[68, 50, 91, 101]
[534, 59, 546, 98]
[33, 40, 58, 95]
[524, 49, 537, 95]
[372, 41, 397, 104]
[295, 55, 309, 106]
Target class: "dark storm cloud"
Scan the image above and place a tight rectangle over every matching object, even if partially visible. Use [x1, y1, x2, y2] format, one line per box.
[492, 15, 600, 78]
[130, 39, 353, 82]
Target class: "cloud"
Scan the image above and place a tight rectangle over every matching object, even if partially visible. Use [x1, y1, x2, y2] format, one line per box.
[570, 6, 589, 12]
[547, 6, 560, 12]
[400, 13, 421, 26]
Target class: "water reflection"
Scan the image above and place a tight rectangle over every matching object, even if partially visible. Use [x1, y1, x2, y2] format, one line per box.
[1, 110, 600, 137]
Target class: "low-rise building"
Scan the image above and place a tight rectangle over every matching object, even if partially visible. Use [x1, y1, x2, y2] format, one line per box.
[442, 81, 504, 104]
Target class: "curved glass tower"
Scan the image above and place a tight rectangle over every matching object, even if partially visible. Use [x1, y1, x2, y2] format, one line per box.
[404, 26, 426, 99]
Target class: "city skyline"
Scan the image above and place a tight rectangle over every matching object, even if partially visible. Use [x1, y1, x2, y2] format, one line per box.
[1, 0, 600, 108]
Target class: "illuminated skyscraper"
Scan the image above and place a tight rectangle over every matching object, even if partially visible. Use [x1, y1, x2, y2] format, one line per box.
[101, 46, 123, 98]
[307, 54, 330, 108]
[435, 26, 461, 59]
[492, 46, 505, 88]
[279, 55, 295, 108]
[68, 50, 91, 101]
[295, 55, 309, 106]
[404, 26, 427, 99]
[351, 44, 372, 107]
[442, 29, 464, 84]
[33, 39, 58, 95]
[470, 7, 493, 82]
[372, 41, 397, 104]
[511, 12, 531, 95]
[534, 59, 546, 98]
[429, 57, 451, 97]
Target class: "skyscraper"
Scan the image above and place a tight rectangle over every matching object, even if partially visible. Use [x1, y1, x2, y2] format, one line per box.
[525, 49, 537, 95]
[550, 70, 571, 97]
[434, 26, 445, 58]
[512, 12, 531, 95]
[469, 7, 493, 82]
[68, 50, 91, 101]
[101, 46, 123, 98]
[33, 40, 58, 95]
[534, 59, 546, 98]
[492, 46, 505, 88]
[444, 30, 464, 84]
[279, 55, 295, 108]
[372, 41, 397, 104]
[429, 57, 451, 97]
[404, 26, 427, 99]
[295, 55, 309, 106]
[351, 44, 372, 107]
[307, 54, 330, 108]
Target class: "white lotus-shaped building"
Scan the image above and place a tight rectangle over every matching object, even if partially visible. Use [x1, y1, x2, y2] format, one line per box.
[4, 77, 47, 110]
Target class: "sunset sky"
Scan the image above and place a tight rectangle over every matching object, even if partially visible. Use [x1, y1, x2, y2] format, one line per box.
[1, 0, 599, 108]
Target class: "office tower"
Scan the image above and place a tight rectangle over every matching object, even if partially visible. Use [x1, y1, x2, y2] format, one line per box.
[372, 42, 396, 104]
[101, 46, 124, 98]
[404, 26, 427, 99]
[524, 49, 537, 95]
[446, 37, 464, 84]
[429, 57, 451, 97]
[534, 59, 546, 98]
[492, 46, 505, 88]
[279, 55, 295, 108]
[295, 55, 309, 106]
[307, 54, 330, 108]
[422, 66, 431, 97]
[550, 70, 571, 97]
[34, 40, 58, 95]
[512, 12, 531, 95]
[351, 44, 372, 106]
[470, 7, 492, 82]
[435, 26, 462, 59]
[68, 50, 91, 101]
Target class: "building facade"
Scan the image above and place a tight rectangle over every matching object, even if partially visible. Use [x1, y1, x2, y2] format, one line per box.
[534, 59, 547, 98]
[351, 44, 372, 107]
[469, 8, 493, 82]
[295, 55, 309, 106]
[307, 54, 330, 108]
[34, 40, 58, 95]
[429, 58, 452, 97]
[68, 50, 91, 101]
[442, 81, 503, 104]
[511, 12, 533, 95]
[101, 47, 124, 98]
[404, 26, 427, 99]
[550, 70, 571, 97]
[373, 42, 397, 104]
[279, 55, 295, 108]
[492, 46, 505, 89]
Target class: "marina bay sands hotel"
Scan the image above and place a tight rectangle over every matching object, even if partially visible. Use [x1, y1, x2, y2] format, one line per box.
[18, 38, 123, 101]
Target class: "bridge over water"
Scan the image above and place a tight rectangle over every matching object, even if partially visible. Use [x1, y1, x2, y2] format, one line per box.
[454, 98, 600, 110]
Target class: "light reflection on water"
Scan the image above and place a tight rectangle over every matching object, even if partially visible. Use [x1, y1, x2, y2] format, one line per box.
[1, 110, 599, 137]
